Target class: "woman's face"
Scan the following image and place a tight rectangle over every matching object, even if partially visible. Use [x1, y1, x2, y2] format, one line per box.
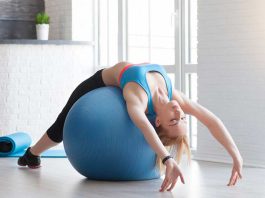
[156, 100, 187, 138]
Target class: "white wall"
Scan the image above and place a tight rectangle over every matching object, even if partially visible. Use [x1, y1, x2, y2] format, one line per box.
[0, 1, 95, 149]
[45, 0, 72, 40]
[45, 0, 94, 41]
[195, 0, 265, 167]
[72, 0, 94, 41]
[0, 44, 94, 148]
[0, 1, 95, 151]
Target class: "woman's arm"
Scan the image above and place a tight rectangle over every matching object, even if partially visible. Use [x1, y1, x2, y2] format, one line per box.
[173, 89, 243, 185]
[124, 91, 185, 191]
[126, 100, 169, 159]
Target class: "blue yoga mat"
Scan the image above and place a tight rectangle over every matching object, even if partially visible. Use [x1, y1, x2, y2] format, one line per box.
[0, 132, 66, 158]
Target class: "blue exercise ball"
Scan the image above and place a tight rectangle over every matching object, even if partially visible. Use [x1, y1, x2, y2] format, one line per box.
[63, 87, 160, 181]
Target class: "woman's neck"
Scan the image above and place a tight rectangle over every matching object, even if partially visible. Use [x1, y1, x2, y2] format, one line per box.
[153, 87, 169, 114]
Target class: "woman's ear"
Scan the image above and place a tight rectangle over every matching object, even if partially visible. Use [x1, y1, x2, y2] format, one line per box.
[155, 117, 161, 127]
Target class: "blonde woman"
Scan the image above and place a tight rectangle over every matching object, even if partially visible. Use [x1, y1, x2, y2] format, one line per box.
[18, 62, 243, 192]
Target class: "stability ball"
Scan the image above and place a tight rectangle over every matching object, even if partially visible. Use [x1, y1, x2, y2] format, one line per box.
[63, 87, 160, 181]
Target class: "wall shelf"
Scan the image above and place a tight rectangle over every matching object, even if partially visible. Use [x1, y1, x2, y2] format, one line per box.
[0, 39, 94, 45]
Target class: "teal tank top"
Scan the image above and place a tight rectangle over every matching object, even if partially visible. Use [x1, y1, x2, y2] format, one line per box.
[119, 63, 172, 120]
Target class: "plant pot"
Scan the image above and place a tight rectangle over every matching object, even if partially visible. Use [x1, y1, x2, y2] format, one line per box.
[36, 24, 49, 40]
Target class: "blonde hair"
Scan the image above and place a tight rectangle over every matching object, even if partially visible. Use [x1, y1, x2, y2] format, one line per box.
[155, 126, 191, 173]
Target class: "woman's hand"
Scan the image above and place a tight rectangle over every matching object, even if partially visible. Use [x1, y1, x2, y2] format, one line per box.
[227, 156, 243, 186]
[160, 159, 185, 192]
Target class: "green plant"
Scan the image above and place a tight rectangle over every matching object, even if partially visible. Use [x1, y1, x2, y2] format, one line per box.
[35, 12, 50, 24]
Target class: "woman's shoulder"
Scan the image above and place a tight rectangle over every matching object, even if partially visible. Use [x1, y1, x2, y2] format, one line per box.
[123, 83, 148, 111]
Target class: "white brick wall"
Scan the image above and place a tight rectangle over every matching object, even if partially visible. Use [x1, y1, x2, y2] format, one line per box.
[0, 0, 95, 149]
[0, 44, 94, 148]
[195, 0, 265, 167]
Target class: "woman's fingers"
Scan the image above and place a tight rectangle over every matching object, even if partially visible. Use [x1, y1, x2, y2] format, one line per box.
[160, 163, 185, 192]
[231, 173, 237, 186]
[227, 172, 235, 186]
[164, 179, 172, 191]
[160, 178, 170, 192]
[232, 175, 239, 185]
[238, 171, 243, 179]
[160, 174, 184, 192]
[160, 178, 167, 191]
[228, 171, 237, 186]
[180, 173, 185, 184]
[167, 179, 177, 191]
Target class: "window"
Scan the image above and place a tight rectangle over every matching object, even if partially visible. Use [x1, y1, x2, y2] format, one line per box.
[183, 0, 198, 149]
[96, 0, 198, 149]
[185, 73, 198, 148]
[127, 0, 175, 65]
[97, 0, 119, 66]
[184, 0, 198, 64]
[96, 0, 176, 72]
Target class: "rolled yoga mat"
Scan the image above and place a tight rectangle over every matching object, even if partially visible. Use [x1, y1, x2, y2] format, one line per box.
[0, 132, 66, 158]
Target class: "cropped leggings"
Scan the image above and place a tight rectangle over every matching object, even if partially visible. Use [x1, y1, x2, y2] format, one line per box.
[46, 69, 106, 143]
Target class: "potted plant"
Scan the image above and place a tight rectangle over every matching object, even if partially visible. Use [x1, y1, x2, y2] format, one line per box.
[35, 12, 50, 40]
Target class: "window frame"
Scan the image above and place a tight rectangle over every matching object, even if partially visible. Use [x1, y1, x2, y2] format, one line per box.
[181, 0, 198, 151]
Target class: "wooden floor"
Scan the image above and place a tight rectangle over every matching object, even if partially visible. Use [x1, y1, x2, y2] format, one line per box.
[0, 158, 264, 198]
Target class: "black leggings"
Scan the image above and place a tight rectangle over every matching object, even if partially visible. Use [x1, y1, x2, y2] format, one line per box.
[46, 69, 106, 143]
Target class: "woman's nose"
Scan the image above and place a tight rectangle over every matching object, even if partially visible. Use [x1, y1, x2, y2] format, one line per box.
[173, 105, 180, 111]
[173, 109, 181, 119]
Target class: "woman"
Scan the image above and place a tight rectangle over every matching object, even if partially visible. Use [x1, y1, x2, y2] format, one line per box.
[18, 62, 243, 192]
